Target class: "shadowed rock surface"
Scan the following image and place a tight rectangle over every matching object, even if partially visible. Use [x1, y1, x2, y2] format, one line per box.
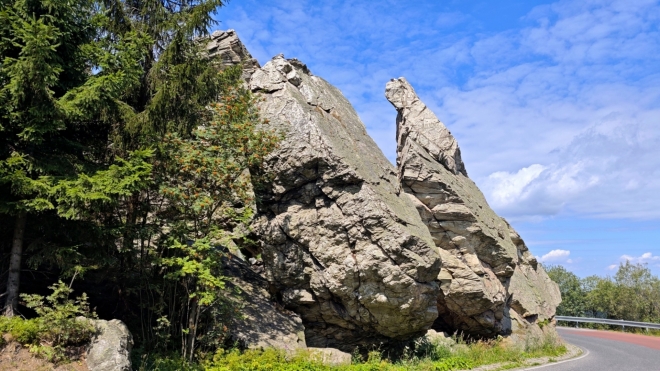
[224, 256, 307, 352]
[86, 319, 132, 371]
[385, 77, 561, 338]
[249, 56, 442, 351]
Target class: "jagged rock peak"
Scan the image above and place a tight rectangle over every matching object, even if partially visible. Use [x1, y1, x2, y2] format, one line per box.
[385, 77, 560, 340]
[385, 77, 467, 177]
[248, 55, 442, 351]
[207, 29, 260, 78]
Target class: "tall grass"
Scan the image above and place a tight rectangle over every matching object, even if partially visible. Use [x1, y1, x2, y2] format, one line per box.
[174, 331, 567, 371]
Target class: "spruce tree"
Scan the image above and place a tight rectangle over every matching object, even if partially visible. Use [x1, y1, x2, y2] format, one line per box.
[1, 1, 281, 360]
[0, 0, 150, 316]
[0, 0, 99, 316]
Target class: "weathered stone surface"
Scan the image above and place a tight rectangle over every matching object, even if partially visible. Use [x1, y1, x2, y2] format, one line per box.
[424, 329, 455, 347]
[224, 256, 306, 352]
[86, 319, 132, 371]
[385, 77, 560, 338]
[206, 29, 260, 79]
[249, 56, 442, 351]
[307, 347, 353, 366]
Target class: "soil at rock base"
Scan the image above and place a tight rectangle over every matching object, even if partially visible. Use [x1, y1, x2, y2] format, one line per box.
[0, 340, 88, 371]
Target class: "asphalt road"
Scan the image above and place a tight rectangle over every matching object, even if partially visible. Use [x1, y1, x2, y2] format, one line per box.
[521, 327, 660, 370]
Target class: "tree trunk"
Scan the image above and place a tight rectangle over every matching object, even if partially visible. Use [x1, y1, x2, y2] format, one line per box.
[4, 211, 26, 317]
[184, 298, 199, 361]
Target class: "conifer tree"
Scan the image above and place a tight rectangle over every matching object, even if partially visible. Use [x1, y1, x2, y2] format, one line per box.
[0, 0, 152, 316]
[0, 0, 101, 316]
[1, 0, 281, 360]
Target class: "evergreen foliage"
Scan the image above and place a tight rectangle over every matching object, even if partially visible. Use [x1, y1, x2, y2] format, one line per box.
[0, 0, 281, 363]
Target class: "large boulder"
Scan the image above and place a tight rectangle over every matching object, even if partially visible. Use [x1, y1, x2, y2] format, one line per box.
[385, 77, 561, 338]
[86, 319, 132, 371]
[249, 56, 442, 351]
[224, 255, 307, 352]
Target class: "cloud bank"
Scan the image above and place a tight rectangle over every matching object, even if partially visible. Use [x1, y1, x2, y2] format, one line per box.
[218, 0, 660, 221]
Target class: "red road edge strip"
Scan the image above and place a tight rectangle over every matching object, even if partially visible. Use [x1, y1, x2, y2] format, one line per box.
[562, 328, 660, 351]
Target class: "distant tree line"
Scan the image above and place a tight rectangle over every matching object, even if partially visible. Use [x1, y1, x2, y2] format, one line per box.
[546, 262, 660, 325]
[0, 0, 279, 362]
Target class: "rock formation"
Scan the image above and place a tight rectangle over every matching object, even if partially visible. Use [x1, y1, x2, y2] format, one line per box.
[385, 77, 561, 338]
[208, 30, 560, 351]
[249, 55, 442, 351]
[86, 319, 133, 371]
[206, 29, 260, 79]
[224, 255, 307, 352]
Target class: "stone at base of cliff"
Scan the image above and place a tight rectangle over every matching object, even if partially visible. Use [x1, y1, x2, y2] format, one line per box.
[307, 347, 352, 366]
[86, 319, 132, 371]
[225, 255, 307, 352]
[504, 314, 559, 348]
[425, 329, 456, 347]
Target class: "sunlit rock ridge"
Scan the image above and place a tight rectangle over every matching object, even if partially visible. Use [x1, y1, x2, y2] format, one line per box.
[386, 77, 560, 341]
[208, 30, 561, 351]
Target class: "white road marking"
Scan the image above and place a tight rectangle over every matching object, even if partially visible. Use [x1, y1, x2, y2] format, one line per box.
[519, 346, 589, 370]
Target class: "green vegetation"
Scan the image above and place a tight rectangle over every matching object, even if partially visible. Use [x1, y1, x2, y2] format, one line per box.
[0, 0, 279, 364]
[133, 332, 566, 371]
[192, 333, 562, 371]
[546, 262, 660, 332]
[0, 281, 96, 363]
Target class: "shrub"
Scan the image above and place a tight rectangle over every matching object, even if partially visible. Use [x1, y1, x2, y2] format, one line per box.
[0, 281, 97, 363]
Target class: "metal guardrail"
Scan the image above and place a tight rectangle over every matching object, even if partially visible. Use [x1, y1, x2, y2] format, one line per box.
[556, 316, 660, 330]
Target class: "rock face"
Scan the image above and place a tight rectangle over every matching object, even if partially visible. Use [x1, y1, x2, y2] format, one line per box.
[307, 347, 353, 366]
[385, 77, 561, 338]
[249, 56, 442, 351]
[206, 30, 560, 350]
[206, 29, 260, 79]
[224, 255, 307, 352]
[86, 319, 133, 371]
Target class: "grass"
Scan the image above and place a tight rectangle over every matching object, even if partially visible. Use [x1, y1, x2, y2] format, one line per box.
[0, 282, 97, 364]
[140, 331, 567, 371]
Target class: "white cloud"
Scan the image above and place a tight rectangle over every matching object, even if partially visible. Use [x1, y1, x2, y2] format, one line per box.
[620, 252, 660, 264]
[539, 249, 571, 262]
[487, 164, 546, 208]
[219, 0, 660, 220]
[608, 264, 618, 270]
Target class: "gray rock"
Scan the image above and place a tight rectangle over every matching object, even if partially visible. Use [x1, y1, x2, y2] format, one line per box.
[424, 329, 455, 347]
[86, 319, 132, 371]
[307, 347, 353, 365]
[206, 29, 260, 80]
[224, 256, 307, 352]
[250, 56, 442, 351]
[385, 77, 560, 338]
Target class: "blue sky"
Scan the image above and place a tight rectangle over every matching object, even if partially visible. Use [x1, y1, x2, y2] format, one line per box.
[213, 0, 660, 277]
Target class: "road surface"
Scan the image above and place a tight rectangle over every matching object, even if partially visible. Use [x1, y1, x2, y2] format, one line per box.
[523, 327, 660, 370]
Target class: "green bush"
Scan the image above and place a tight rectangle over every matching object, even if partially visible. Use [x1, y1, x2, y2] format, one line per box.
[21, 280, 97, 348]
[0, 281, 97, 363]
[137, 330, 566, 371]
